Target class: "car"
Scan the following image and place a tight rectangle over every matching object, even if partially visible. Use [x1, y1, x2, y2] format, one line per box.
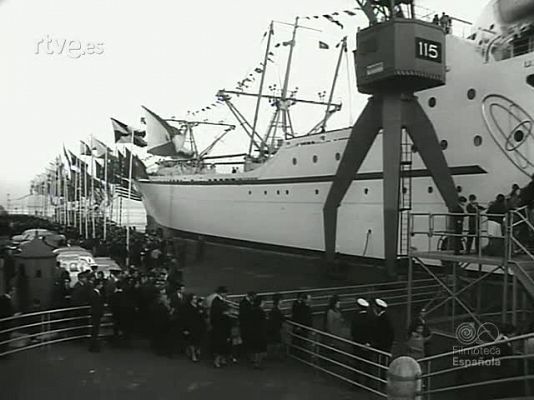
[93, 257, 123, 278]
[54, 246, 95, 287]
[11, 228, 66, 246]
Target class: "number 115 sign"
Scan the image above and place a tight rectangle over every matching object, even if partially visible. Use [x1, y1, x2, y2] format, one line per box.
[416, 37, 442, 63]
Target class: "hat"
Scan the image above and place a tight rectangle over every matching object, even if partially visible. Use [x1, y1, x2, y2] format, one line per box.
[356, 298, 369, 307]
[375, 298, 388, 308]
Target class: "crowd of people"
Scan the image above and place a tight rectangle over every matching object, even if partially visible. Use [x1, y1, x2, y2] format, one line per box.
[447, 178, 534, 256]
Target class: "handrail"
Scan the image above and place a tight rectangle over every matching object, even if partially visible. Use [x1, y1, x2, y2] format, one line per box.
[419, 331, 534, 364]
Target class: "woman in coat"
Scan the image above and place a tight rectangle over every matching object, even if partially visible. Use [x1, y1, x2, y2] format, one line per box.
[249, 296, 268, 369]
[182, 293, 206, 362]
[210, 302, 232, 368]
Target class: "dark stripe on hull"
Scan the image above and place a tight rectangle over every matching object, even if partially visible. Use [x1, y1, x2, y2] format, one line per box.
[147, 216, 385, 266]
[138, 165, 486, 186]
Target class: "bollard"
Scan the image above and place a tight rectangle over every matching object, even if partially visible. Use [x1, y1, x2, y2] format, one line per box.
[387, 356, 422, 400]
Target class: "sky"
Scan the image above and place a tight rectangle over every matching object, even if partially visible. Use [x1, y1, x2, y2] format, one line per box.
[0, 0, 489, 204]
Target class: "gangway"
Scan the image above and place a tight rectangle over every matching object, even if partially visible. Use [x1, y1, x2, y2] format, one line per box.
[406, 206, 534, 334]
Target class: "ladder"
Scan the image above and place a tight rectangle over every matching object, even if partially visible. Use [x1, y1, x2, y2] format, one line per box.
[398, 129, 413, 256]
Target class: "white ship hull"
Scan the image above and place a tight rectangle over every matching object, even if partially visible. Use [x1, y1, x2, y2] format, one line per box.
[137, 28, 534, 260]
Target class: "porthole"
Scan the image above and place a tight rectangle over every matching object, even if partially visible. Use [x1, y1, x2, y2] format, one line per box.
[264, 190, 267, 195]
[467, 88, 476, 100]
[335, 152, 341, 161]
[276, 190, 280, 195]
[428, 186, 434, 194]
[474, 135, 483, 147]
[457, 185, 463, 193]
[292, 158, 297, 165]
[527, 74, 534, 88]
[411, 144, 418, 153]
[428, 97, 436, 108]
[248, 190, 252, 195]
[440, 139, 448, 150]
[315, 189, 319, 195]
[285, 190, 289, 195]
[312, 155, 318, 163]
[514, 130, 525, 142]
[364, 188, 369, 195]
[489, 23, 495, 30]
[402, 187, 408, 194]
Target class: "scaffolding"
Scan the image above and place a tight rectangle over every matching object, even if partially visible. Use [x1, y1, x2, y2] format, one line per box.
[406, 206, 534, 336]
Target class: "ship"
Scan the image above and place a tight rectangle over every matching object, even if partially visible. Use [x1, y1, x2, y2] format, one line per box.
[135, 0, 534, 265]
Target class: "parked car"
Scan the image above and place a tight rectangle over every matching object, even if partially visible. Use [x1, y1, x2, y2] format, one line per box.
[54, 246, 95, 287]
[11, 228, 65, 246]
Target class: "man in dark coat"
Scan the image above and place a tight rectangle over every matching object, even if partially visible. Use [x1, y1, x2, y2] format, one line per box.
[88, 280, 105, 352]
[351, 298, 374, 381]
[465, 194, 485, 255]
[239, 291, 255, 358]
[371, 299, 394, 353]
[110, 280, 136, 346]
[0, 286, 15, 354]
[291, 293, 312, 328]
[451, 196, 467, 255]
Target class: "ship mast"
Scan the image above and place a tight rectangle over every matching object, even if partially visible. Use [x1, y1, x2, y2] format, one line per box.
[280, 17, 299, 139]
[249, 21, 274, 158]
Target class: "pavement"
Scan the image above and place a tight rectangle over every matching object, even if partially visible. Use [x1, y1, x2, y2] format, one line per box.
[0, 341, 362, 400]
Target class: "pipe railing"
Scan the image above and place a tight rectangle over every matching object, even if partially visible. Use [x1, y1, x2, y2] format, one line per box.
[0, 305, 113, 357]
[416, 331, 534, 398]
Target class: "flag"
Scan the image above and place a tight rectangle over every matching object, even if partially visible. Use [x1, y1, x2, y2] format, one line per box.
[111, 118, 147, 147]
[91, 137, 109, 158]
[123, 148, 149, 180]
[142, 106, 189, 157]
[80, 141, 92, 156]
[95, 160, 105, 180]
[282, 40, 294, 47]
[319, 41, 330, 49]
[344, 10, 357, 16]
[114, 186, 142, 202]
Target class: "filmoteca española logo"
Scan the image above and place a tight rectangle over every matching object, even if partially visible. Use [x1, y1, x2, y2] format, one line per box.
[456, 322, 500, 345]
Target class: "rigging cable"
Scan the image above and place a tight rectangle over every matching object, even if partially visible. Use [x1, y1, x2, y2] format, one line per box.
[345, 48, 354, 125]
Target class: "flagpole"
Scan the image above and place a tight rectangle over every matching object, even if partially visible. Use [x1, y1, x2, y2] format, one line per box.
[103, 149, 108, 241]
[76, 157, 81, 236]
[90, 136, 95, 239]
[84, 156, 89, 239]
[63, 161, 68, 226]
[126, 132, 134, 267]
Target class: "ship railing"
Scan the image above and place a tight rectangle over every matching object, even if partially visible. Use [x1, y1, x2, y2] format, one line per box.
[416, 331, 534, 399]
[0, 305, 113, 358]
[410, 207, 534, 264]
[227, 278, 441, 315]
[409, 211, 508, 259]
[412, 4, 473, 39]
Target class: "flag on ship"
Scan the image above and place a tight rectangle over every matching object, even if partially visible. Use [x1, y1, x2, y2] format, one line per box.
[142, 106, 194, 158]
[111, 118, 147, 147]
[318, 41, 330, 49]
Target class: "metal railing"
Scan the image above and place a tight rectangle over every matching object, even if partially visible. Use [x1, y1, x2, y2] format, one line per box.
[417, 331, 534, 399]
[227, 278, 441, 315]
[0, 306, 113, 357]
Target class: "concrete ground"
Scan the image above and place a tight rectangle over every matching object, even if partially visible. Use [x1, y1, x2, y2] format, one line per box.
[0, 341, 365, 400]
[182, 240, 387, 295]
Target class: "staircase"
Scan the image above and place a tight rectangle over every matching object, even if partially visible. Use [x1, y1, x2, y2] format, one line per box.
[508, 207, 534, 299]
[398, 129, 413, 256]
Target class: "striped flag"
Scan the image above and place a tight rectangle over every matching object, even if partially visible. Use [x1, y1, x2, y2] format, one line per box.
[111, 118, 147, 147]
[91, 137, 110, 158]
[114, 185, 142, 202]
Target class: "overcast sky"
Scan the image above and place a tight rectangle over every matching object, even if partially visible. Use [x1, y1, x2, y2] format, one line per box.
[0, 0, 489, 203]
